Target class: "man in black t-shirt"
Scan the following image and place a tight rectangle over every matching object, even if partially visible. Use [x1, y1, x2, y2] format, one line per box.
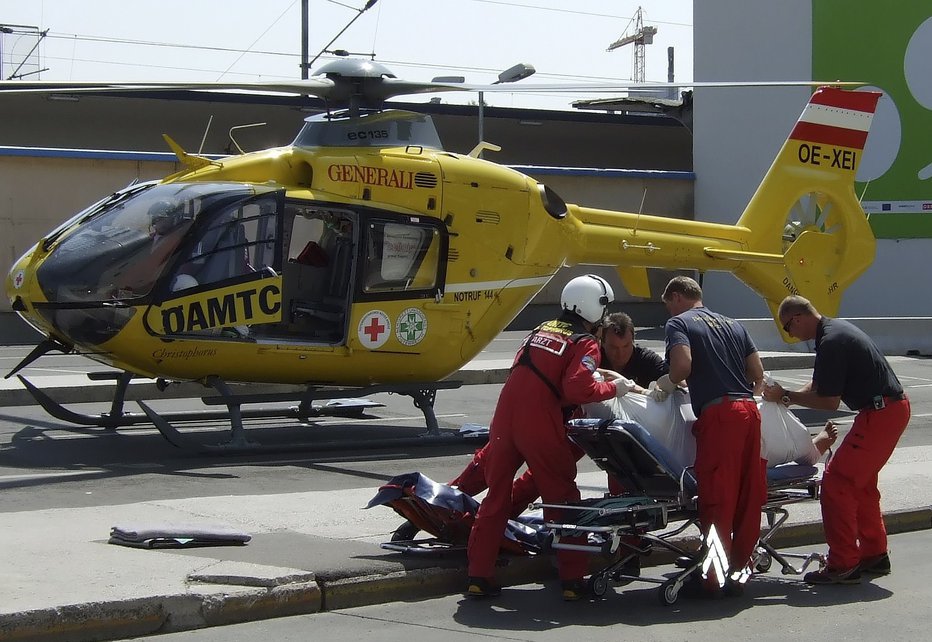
[600, 312, 667, 390]
[764, 295, 910, 585]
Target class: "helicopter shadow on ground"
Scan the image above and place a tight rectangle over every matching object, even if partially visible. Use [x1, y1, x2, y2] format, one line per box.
[0, 410, 486, 492]
[452, 572, 893, 633]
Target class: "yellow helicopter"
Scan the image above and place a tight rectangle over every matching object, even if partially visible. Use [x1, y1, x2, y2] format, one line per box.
[2, 59, 880, 449]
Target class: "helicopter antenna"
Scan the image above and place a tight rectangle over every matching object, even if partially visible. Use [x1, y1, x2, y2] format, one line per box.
[307, 0, 380, 70]
[632, 187, 648, 236]
[858, 179, 871, 221]
[198, 115, 213, 155]
[228, 122, 267, 155]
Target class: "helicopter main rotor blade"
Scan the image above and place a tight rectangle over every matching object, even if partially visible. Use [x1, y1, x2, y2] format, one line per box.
[0, 77, 863, 101]
[454, 80, 865, 94]
[0, 78, 338, 97]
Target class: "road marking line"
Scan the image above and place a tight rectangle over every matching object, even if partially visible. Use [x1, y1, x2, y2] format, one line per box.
[0, 470, 106, 482]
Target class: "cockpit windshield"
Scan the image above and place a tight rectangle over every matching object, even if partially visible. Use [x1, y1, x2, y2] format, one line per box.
[36, 182, 259, 304]
[292, 109, 444, 151]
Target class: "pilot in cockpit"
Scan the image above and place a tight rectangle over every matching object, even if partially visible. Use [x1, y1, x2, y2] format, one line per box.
[114, 199, 192, 297]
[149, 199, 190, 245]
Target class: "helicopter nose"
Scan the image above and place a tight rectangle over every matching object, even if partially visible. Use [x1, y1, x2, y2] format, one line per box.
[5, 252, 48, 341]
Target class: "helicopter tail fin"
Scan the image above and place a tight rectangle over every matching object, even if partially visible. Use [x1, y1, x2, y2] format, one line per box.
[722, 87, 881, 328]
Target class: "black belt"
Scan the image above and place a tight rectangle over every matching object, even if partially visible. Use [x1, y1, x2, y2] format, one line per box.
[860, 392, 908, 412]
[700, 394, 754, 414]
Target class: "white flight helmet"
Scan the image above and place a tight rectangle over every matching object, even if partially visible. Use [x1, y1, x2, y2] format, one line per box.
[561, 274, 614, 324]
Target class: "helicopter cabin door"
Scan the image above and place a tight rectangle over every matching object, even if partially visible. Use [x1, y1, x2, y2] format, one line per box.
[276, 204, 357, 344]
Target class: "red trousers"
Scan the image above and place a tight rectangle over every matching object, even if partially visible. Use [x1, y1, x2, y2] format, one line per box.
[467, 396, 589, 581]
[451, 442, 624, 519]
[822, 398, 910, 570]
[692, 399, 766, 582]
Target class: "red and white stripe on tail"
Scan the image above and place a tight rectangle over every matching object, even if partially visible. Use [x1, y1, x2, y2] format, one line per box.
[789, 87, 881, 171]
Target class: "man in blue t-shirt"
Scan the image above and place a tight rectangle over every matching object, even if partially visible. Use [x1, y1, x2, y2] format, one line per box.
[655, 276, 766, 597]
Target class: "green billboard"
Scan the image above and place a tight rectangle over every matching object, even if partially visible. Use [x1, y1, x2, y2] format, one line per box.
[813, 2, 932, 238]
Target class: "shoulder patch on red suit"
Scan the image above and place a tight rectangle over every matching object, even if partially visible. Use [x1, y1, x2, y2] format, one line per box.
[529, 332, 568, 356]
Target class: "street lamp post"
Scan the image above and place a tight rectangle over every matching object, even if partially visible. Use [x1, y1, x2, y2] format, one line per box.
[431, 63, 535, 158]
[478, 63, 536, 157]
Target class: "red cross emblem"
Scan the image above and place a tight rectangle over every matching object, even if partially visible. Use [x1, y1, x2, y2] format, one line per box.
[13, 271, 24, 289]
[363, 316, 385, 342]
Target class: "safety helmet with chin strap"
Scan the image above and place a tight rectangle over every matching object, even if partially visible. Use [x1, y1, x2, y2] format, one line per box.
[561, 274, 614, 324]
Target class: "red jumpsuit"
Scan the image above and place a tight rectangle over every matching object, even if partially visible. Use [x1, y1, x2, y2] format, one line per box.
[466, 315, 618, 582]
[452, 432, 622, 519]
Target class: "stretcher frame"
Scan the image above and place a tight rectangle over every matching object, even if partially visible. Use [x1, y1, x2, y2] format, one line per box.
[534, 418, 826, 604]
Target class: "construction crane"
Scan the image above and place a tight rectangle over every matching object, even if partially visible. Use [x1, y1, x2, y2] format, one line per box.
[606, 6, 657, 83]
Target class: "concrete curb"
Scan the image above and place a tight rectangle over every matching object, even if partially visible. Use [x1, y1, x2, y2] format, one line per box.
[0, 582, 322, 642]
[3, 507, 929, 642]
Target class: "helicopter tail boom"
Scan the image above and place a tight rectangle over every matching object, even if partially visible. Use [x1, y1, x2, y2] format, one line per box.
[562, 87, 880, 332]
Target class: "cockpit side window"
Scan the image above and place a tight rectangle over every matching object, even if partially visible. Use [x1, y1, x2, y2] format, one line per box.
[360, 219, 444, 298]
[170, 195, 280, 292]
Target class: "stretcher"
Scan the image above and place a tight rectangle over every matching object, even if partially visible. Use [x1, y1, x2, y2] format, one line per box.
[368, 418, 825, 605]
[533, 418, 825, 604]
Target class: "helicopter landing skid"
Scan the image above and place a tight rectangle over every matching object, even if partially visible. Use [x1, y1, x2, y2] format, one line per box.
[16, 374, 378, 430]
[18, 373, 469, 452]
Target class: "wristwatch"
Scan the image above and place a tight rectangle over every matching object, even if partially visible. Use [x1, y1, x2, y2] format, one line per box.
[781, 393, 791, 406]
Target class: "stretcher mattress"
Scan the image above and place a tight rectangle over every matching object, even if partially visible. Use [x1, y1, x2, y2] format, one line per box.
[566, 418, 818, 501]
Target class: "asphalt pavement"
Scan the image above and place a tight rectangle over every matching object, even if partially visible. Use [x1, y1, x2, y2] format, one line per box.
[1, 335, 931, 642]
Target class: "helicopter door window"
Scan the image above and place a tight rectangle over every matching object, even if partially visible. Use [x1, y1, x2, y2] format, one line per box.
[281, 208, 355, 343]
[362, 221, 441, 296]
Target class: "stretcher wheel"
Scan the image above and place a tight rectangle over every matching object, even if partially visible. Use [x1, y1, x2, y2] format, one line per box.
[755, 552, 773, 573]
[659, 579, 679, 606]
[588, 573, 608, 598]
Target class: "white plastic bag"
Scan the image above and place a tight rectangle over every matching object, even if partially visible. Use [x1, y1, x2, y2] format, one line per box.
[758, 400, 819, 466]
[617, 392, 696, 469]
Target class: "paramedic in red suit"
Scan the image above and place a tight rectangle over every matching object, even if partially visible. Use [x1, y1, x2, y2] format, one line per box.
[451, 311, 666, 504]
[389, 313, 654, 542]
[763, 295, 910, 584]
[465, 275, 636, 601]
[654, 276, 766, 596]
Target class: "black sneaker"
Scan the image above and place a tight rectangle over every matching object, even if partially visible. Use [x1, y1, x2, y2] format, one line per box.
[723, 578, 746, 597]
[804, 566, 862, 585]
[860, 553, 891, 576]
[674, 555, 698, 569]
[465, 576, 502, 598]
[561, 579, 593, 602]
[680, 575, 724, 600]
